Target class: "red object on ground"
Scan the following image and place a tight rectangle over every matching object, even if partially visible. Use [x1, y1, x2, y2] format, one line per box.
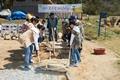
[94, 48, 106, 55]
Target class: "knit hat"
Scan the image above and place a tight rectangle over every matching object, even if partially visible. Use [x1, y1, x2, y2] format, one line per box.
[69, 15, 76, 20]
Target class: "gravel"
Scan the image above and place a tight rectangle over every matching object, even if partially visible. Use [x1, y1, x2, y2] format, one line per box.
[0, 68, 66, 80]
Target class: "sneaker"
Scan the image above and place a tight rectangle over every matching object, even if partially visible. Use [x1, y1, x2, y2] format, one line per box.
[74, 63, 80, 67]
[69, 64, 76, 67]
[23, 66, 31, 71]
[69, 63, 79, 67]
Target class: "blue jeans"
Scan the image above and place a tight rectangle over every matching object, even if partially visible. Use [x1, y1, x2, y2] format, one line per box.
[48, 28, 57, 41]
[70, 48, 81, 65]
[38, 36, 44, 43]
[24, 44, 33, 67]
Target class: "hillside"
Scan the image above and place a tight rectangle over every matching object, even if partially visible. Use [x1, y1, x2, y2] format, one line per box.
[0, 0, 120, 15]
[83, 0, 120, 15]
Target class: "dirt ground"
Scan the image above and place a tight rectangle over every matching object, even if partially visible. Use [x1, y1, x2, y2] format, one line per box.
[75, 41, 120, 80]
[0, 37, 120, 80]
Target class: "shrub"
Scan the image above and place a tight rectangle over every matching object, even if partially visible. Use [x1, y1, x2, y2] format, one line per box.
[84, 24, 98, 40]
[111, 28, 120, 35]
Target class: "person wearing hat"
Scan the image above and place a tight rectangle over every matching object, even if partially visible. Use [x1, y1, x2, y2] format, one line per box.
[69, 15, 77, 25]
[70, 26, 81, 67]
[47, 13, 58, 41]
[65, 15, 77, 45]
[19, 17, 40, 70]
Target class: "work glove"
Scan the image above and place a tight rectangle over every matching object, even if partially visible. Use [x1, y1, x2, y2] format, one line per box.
[54, 27, 57, 31]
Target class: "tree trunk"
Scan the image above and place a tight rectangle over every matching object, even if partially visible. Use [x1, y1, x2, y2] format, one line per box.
[0, 0, 4, 9]
[1, 0, 14, 9]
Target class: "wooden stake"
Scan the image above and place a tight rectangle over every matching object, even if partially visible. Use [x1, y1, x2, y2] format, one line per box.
[37, 52, 41, 63]
[68, 47, 71, 67]
[52, 28, 55, 56]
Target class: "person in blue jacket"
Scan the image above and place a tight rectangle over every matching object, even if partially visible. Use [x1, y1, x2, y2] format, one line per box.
[47, 13, 58, 41]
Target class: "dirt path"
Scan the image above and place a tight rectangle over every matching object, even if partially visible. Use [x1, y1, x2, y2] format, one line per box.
[0, 38, 23, 69]
[86, 41, 120, 80]
[67, 41, 120, 80]
[0, 38, 120, 80]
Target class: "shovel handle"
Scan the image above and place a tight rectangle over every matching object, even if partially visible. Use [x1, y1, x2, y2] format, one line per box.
[68, 47, 71, 66]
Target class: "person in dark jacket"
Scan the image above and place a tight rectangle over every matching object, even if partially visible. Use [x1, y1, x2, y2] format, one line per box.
[47, 13, 58, 41]
[67, 15, 77, 45]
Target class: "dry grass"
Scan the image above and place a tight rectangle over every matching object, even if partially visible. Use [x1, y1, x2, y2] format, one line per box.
[0, 18, 9, 23]
[97, 38, 120, 69]
[84, 16, 120, 58]
[98, 38, 120, 57]
[0, 18, 25, 24]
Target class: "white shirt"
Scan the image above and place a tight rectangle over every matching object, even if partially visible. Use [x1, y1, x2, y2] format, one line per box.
[31, 27, 40, 50]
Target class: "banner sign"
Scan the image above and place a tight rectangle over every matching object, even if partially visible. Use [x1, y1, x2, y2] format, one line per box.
[38, 4, 82, 13]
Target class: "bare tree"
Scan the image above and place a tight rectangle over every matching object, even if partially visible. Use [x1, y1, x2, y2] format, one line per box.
[0, 0, 5, 9]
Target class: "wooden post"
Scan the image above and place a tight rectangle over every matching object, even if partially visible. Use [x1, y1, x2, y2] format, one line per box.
[68, 47, 71, 67]
[98, 16, 101, 37]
